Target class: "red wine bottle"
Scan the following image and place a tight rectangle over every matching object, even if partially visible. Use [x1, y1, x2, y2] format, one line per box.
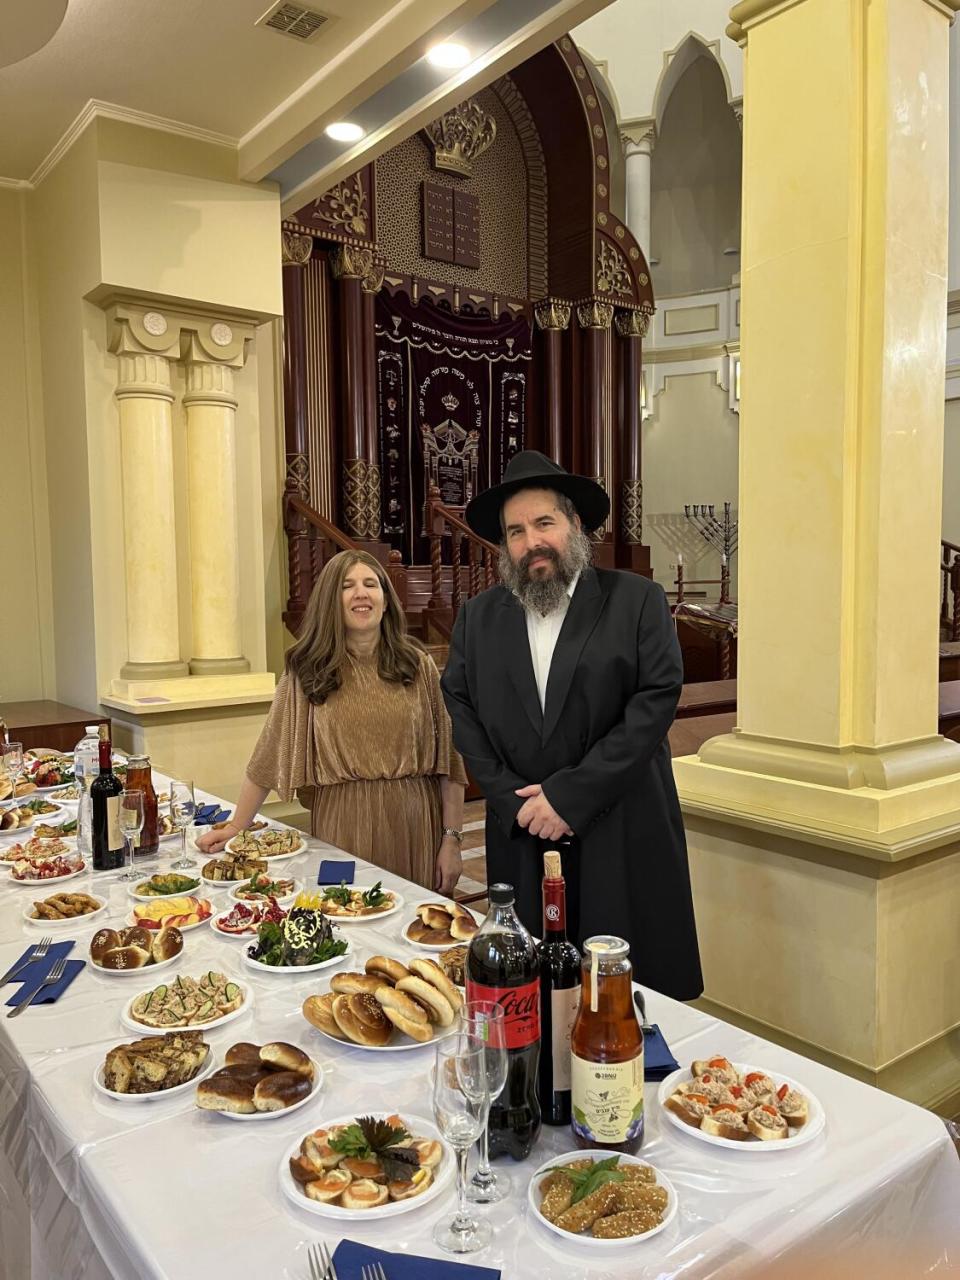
[537, 851, 582, 1125]
[91, 725, 124, 871]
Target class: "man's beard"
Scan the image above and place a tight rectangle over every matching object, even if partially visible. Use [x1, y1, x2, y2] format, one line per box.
[498, 528, 593, 616]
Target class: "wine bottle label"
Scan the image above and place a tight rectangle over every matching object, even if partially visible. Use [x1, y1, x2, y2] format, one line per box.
[105, 796, 123, 852]
[551, 985, 581, 1092]
[571, 1050, 644, 1145]
[466, 977, 540, 1049]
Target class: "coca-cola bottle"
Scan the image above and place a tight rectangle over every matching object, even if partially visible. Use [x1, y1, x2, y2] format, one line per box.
[466, 883, 541, 1160]
[537, 851, 581, 1125]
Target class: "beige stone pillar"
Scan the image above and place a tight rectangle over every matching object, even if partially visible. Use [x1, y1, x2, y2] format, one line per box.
[181, 325, 253, 675]
[108, 313, 188, 680]
[621, 122, 655, 263]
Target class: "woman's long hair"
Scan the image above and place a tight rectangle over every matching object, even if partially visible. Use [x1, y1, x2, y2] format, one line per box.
[286, 550, 422, 704]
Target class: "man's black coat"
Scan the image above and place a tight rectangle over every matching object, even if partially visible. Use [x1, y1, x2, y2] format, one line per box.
[441, 567, 703, 1001]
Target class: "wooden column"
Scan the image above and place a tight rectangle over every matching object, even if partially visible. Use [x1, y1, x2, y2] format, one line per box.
[533, 299, 571, 465]
[614, 306, 652, 574]
[576, 299, 613, 565]
[331, 245, 371, 540]
[281, 230, 313, 625]
[362, 266, 385, 539]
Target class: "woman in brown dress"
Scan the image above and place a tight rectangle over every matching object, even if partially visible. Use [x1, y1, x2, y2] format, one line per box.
[197, 550, 467, 893]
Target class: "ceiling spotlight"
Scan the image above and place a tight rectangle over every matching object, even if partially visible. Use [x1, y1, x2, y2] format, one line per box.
[325, 121, 365, 143]
[427, 42, 471, 69]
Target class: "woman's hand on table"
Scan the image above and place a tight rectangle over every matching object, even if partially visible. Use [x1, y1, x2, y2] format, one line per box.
[435, 835, 463, 896]
[195, 822, 239, 854]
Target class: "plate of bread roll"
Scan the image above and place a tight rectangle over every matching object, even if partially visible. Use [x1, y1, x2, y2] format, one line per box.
[195, 1040, 321, 1119]
[302, 954, 462, 1050]
[90, 925, 184, 974]
[402, 901, 480, 950]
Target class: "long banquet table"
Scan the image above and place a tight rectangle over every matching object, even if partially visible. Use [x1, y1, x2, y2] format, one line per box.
[2, 775, 959, 1280]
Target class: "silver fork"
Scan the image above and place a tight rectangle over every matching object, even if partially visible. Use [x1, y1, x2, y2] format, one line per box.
[0, 936, 52, 986]
[361, 1265, 387, 1280]
[8, 957, 67, 1018]
[308, 1241, 339, 1280]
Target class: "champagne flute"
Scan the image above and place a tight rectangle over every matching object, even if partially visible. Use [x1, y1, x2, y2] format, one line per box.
[432, 1036, 492, 1254]
[460, 1001, 510, 1204]
[117, 789, 144, 881]
[169, 779, 196, 870]
[2, 741, 24, 806]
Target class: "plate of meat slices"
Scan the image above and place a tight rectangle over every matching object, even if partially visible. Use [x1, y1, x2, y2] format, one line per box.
[528, 1151, 678, 1248]
[657, 1055, 825, 1151]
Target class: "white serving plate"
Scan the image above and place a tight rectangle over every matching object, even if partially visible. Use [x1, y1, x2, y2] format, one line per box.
[279, 1113, 453, 1220]
[24, 747, 65, 762]
[129, 878, 204, 901]
[656, 1062, 826, 1152]
[401, 903, 479, 952]
[22, 896, 108, 928]
[91, 948, 183, 978]
[207, 1055, 323, 1122]
[94, 1053, 218, 1103]
[225, 832, 304, 860]
[316, 887, 404, 924]
[527, 1150, 678, 1249]
[49, 787, 81, 804]
[210, 904, 285, 939]
[8, 863, 87, 886]
[127, 901, 214, 933]
[121, 977, 252, 1034]
[308, 1019, 457, 1054]
[228, 878, 302, 906]
[243, 938, 352, 976]
[0, 802, 66, 833]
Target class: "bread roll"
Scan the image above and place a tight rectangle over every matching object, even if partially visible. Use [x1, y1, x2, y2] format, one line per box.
[196, 1071, 257, 1113]
[450, 902, 474, 919]
[330, 971, 383, 997]
[375, 983, 428, 1023]
[224, 1042, 263, 1067]
[417, 902, 452, 922]
[253, 1070, 311, 1112]
[150, 926, 183, 963]
[99, 945, 151, 971]
[215, 1063, 270, 1085]
[302, 993, 346, 1039]
[408, 957, 463, 1010]
[379, 1004, 434, 1043]
[340, 1179, 389, 1209]
[406, 920, 453, 945]
[396, 975, 455, 1026]
[449, 914, 478, 941]
[121, 926, 155, 952]
[260, 1041, 314, 1079]
[90, 929, 122, 962]
[365, 955, 410, 985]
[423, 907, 453, 931]
[332, 993, 392, 1047]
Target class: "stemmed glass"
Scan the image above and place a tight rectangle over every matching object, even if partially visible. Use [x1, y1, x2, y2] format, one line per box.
[460, 1001, 510, 1204]
[169, 779, 196, 870]
[117, 789, 144, 881]
[2, 742, 24, 807]
[432, 1036, 492, 1254]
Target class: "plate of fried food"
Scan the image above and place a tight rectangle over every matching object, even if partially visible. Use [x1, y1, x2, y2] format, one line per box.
[657, 1055, 824, 1150]
[94, 1030, 215, 1101]
[402, 901, 480, 950]
[302, 954, 462, 1051]
[129, 872, 202, 900]
[201, 850, 269, 885]
[226, 828, 303, 860]
[90, 925, 184, 974]
[280, 1112, 452, 1218]
[122, 971, 251, 1033]
[229, 872, 300, 905]
[528, 1151, 677, 1247]
[196, 1040, 321, 1120]
[314, 881, 402, 922]
[24, 891, 107, 926]
[129, 896, 213, 932]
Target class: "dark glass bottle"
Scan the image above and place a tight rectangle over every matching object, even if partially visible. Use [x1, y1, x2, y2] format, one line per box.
[466, 883, 542, 1160]
[537, 851, 582, 1125]
[91, 725, 124, 871]
[125, 755, 158, 856]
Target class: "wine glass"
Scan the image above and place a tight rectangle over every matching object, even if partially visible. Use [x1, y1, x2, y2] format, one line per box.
[169, 779, 196, 870]
[460, 1001, 510, 1204]
[2, 742, 24, 806]
[117, 789, 144, 881]
[432, 1036, 492, 1254]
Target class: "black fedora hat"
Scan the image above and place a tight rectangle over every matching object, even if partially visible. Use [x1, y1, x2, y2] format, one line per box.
[465, 451, 610, 544]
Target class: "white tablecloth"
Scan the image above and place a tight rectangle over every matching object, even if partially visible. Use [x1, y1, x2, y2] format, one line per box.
[2, 781, 959, 1280]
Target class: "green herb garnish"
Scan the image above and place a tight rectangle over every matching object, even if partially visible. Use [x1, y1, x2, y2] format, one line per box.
[361, 881, 386, 908]
[329, 1116, 418, 1183]
[322, 882, 353, 907]
[545, 1155, 625, 1206]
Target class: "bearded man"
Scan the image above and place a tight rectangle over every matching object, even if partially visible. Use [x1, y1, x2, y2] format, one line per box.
[441, 451, 702, 1000]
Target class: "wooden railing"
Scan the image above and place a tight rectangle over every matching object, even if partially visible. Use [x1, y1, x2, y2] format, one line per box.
[283, 493, 359, 627]
[424, 484, 499, 617]
[942, 539, 960, 641]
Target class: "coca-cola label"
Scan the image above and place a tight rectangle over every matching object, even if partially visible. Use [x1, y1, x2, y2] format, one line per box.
[467, 977, 541, 1049]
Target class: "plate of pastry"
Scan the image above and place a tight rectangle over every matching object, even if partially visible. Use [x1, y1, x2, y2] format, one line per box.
[23, 891, 107, 926]
[401, 901, 480, 950]
[225, 828, 303, 860]
[195, 1040, 322, 1120]
[657, 1055, 825, 1151]
[313, 882, 403, 922]
[528, 1151, 678, 1247]
[242, 902, 350, 974]
[94, 1030, 216, 1101]
[280, 1112, 453, 1219]
[129, 872, 202, 900]
[302, 955, 462, 1051]
[121, 971, 251, 1033]
[201, 850, 269, 886]
[90, 925, 184, 974]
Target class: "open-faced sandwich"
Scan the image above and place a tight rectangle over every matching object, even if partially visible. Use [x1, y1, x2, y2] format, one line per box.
[663, 1056, 810, 1142]
[226, 828, 302, 857]
[315, 881, 397, 918]
[129, 972, 244, 1028]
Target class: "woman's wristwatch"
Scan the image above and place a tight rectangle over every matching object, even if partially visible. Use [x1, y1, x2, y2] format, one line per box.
[442, 827, 463, 843]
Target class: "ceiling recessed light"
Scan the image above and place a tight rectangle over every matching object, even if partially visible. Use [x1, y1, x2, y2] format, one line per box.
[427, 42, 471, 70]
[325, 121, 364, 142]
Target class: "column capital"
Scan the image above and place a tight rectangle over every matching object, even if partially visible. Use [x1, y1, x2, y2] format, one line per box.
[361, 260, 385, 294]
[576, 299, 615, 331]
[331, 244, 375, 281]
[281, 228, 313, 266]
[106, 303, 254, 369]
[620, 118, 656, 156]
[614, 307, 651, 339]
[534, 298, 572, 331]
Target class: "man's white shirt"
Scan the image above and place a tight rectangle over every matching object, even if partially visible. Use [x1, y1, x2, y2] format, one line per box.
[524, 572, 580, 711]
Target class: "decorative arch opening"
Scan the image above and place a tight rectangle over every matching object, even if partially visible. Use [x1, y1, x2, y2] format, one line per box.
[653, 32, 734, 132]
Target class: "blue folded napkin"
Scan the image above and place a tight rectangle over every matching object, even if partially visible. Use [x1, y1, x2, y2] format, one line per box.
[3, 939, 75, 986]
[6, 960, 85, 1007]
[644, 1023, 680, 1081]
[194, 803, 231, 827]
[333, 1240, 500, 1280]
[318, 859, 355, 885]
